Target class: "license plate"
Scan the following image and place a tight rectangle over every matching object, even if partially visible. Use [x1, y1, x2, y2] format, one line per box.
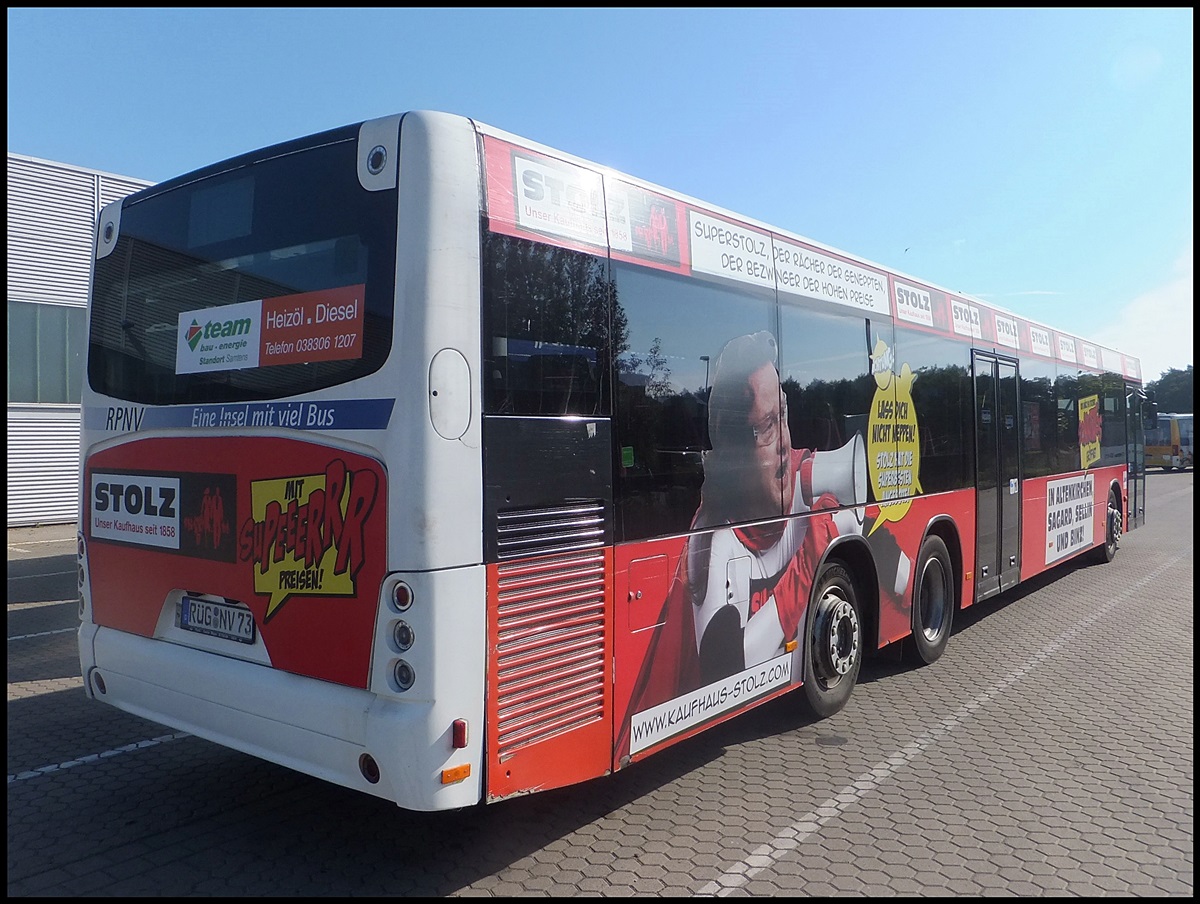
[178, 596, 256, 644]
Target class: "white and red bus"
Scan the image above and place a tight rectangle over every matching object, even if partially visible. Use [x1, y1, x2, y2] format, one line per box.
[78, 110, 1153, 811]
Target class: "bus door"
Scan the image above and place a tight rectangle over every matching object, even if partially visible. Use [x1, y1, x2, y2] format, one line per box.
[1125, 383, 1148, 528]
[973, 351, 1021, 601]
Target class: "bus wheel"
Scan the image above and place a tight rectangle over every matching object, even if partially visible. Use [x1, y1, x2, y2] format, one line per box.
[1091, 489, 1121, 564]
[801, 562, 862, 719]
[904, 535, 955, 666]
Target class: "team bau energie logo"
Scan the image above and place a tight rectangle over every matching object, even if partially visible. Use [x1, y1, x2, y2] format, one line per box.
[185, 320, 203, 351]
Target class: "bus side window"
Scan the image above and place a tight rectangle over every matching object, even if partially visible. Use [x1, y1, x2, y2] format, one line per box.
[481, 232, 611, 418]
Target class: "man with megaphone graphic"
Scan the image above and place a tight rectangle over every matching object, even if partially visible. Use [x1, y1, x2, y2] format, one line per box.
[618, 330, 908, 757]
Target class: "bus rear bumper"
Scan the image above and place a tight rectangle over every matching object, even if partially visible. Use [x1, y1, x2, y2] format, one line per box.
[79, 622, 483, 811]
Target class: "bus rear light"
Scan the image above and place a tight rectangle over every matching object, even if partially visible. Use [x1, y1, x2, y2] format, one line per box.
[452, 719, 469, 749]
[393, 659, 415, 691]
[392, 620, 415, 651]
[441, 764, 470, 784]
[391, 581, 413, 611]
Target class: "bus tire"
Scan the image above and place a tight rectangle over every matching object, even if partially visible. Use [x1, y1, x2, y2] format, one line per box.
[1091, 489, 1121, 564]
[800, 562, 862, 719]
[903, 535, 955, 666]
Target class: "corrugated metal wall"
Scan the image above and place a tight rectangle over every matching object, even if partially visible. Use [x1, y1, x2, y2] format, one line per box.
[7, 405, 82, 525]
[7, 154, 152, 527]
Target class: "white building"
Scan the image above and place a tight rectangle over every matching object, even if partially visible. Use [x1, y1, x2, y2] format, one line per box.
[7, 153, 152, 527]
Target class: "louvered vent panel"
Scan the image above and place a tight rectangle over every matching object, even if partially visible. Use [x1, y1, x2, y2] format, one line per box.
[495, 500, 605, 560]
[494, 549, 607, 756]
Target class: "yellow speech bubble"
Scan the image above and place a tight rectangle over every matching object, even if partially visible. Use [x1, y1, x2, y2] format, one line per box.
[1078, 393, 1101, 470]
[866, 352, 922, 533]
[247, 474, 355, 618]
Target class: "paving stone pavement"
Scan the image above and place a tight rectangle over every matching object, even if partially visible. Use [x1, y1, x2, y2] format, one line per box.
[7, 471, 1194, 896]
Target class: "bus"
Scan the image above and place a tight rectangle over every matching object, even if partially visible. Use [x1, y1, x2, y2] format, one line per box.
[1145, 412, 1192, 470]
[77, 110, 1154, 812]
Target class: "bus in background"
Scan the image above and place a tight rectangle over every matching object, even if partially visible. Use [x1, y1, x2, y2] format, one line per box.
[78, 111, 1153, 812]
[1145, 413, 1193, 470]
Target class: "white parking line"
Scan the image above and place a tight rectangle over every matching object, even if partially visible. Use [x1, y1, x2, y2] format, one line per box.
[9, 627, 77, 642]
[8, 599, 76, 611]
[7, 536, 76, 550]
[7, 732, 192, 784]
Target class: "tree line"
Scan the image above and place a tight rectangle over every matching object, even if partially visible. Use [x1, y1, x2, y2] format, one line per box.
[1145, 366, 1193, 413]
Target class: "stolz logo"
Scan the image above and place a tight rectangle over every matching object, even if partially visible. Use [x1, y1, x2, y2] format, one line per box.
[894, 283, 933, 327]
[1029, 327, 1053, 358]
[994, 315, 1019, 349]
[951, 299, 982, 339]
[513, 152, 606, 248]
[90, 472, 181, 550]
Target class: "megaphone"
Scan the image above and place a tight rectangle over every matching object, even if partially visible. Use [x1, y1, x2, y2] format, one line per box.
[809, 433, 867, 507]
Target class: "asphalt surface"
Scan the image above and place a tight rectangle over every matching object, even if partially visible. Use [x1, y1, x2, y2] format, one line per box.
[7, 470, 1194, 896]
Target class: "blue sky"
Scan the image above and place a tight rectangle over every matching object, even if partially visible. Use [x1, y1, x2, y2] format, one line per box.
[8, 8, 1193, 381]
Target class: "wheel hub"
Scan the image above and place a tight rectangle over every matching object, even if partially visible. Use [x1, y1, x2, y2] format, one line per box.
[814, 591, 860, 679]
[919, 559, 948, 640]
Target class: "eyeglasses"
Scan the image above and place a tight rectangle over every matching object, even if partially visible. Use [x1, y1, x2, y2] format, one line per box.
[750, 394, 788, 448]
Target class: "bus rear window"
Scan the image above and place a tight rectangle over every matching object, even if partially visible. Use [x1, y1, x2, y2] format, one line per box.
[88, 134, 397, 405]
[1145, 423, 1170, 445]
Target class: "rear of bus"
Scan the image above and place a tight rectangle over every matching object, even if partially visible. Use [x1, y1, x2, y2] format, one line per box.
[77, 112, 490, 810]
[1178, 414, 1195, 469]
[1146, 413, 1194, 470]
